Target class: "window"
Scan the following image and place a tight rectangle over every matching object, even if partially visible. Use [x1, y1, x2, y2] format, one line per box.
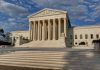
[75, 35, 77, 39]
[96, 34, 99, 39]
[80, 34, 82, 39]
[85, 34, 88, 39]
[91, 34, 93, 39]
[75, 42, 77, 44]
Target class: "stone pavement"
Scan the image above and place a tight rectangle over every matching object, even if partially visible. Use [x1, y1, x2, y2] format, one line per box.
[63, 51, 100, 70]
[0, 47, 99, 70]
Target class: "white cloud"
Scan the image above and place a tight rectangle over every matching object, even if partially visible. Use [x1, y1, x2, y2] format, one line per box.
[0, 0, 29, 17]
[90, 0, 99, 2]
[0, 20, 28, 32]
[90, 4, 100, 19]
[32, 0, 88, 19]
[71, 23, 79, 26]
[8, 18, 15, 22]
[84, 18, 95, 22]
[32, 0, 100, 23]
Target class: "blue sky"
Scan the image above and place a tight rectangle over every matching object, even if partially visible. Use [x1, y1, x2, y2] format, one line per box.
[0, 0, 100, 32]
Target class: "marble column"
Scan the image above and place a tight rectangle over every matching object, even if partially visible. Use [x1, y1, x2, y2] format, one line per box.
[29, 21, 32, 40]
[53, 19, 55, 40]
[38, 21, 40, 40]
[58, 18, 61, 39]
[36, 21, 38, 40]
[31, 22, 33, 41]
[42, 20, 45, 40]
[45, 22, 47, 40]
[39, 23, 42, 40]
[34, 21, 36, 41]
[64, 18, 66, 37]
[32, 22, 34, 41]
[44, 21, 46, 40]
[33, 21, 35, 41]
[44, 20, 46, 40]
[48, 20, 50, 40]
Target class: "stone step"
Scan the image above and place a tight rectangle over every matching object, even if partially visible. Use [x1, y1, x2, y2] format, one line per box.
[0, 55, 64, 58]
[6, 51, 66, 54]
[0, 62, 62, 70]
[0, 56, 66, 61]
[19, 40, 66, 48]
[1, 55, 65, 58]
[1, 53, 66, 57]
[0, 58, 66, 65]
[0, 60, 65, 70]
[0, 51, 67, 70]
[0, 56, 80, 62]
[2, 52, 66, 55]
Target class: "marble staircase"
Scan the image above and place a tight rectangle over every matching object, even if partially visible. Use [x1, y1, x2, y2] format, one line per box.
[19, 40, 66, 48]
[0, 48, 99, 70]
[0, 50, 67, 70]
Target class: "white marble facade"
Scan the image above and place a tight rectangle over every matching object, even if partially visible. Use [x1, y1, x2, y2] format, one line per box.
[28, 8, 70, 48]
[11, 8, 100, 48]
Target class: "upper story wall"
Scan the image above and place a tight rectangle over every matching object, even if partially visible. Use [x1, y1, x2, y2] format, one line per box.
[73, 25, 100, 40]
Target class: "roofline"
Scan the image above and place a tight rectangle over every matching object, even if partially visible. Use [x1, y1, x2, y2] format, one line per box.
[28, 8, 67, 18]
[73, 24, 100, 29]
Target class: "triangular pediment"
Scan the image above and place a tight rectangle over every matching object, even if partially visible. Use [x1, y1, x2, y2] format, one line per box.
[29, 8, 67, 18]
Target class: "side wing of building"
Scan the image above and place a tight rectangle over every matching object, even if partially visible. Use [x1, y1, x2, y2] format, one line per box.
[68, 25, 100, 47]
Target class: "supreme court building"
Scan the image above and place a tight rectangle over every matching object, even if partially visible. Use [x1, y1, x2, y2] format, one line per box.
[28, 8, 71, 48]
[11, 8, 100, 48]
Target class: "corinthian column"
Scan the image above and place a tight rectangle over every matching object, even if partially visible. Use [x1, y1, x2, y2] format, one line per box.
[32, 21, 34, 41]
[48, 20, 50, 40]
[34, 21, 36, 41]
[64, 18, 67, 37]
[33, 21, 35, 41]
[58, 18, 61, 39]
[53, 19, 55, 40]
[38, 21, 40, 40]
[40, 21, 42, 40]
[42, 20, 45, 40]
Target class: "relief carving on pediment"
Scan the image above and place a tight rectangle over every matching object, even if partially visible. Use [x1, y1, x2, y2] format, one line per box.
[31, 9, 64, 17]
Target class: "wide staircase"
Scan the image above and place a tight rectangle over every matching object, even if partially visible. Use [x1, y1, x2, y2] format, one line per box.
[0, 48, 99, 70]
[0, 49, 67, 70]
[19, 40, 66, 48]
